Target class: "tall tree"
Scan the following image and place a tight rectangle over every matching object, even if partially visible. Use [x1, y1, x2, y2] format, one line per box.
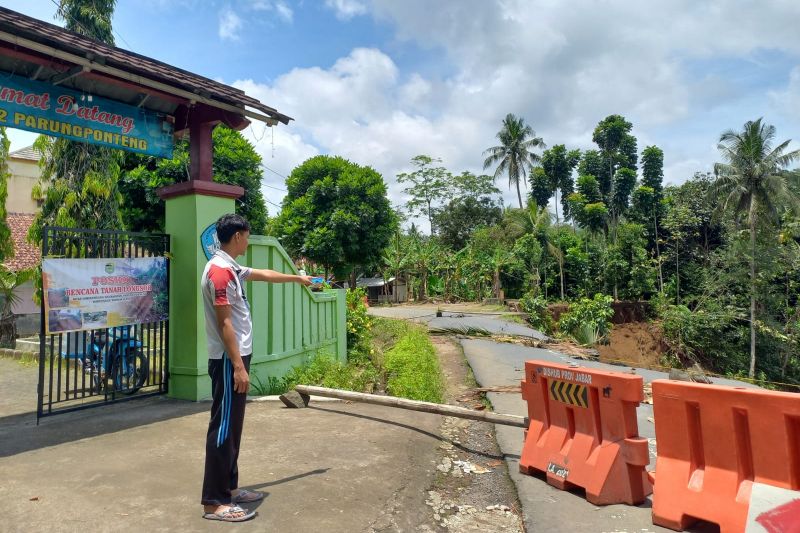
[713, 118, 800, 378]
[641, 145, 666, 291]
[0, 128, 12, 261]
[30, 0, 121, 244]
[483, 114, 545, 209]
[529, 167, 552, 210]
[541, 145, 581, 222]
[396, 155, 450, 233]
[578, 150, 608, 196]
[592, 115, 635, 201]
[277, 155, 397, 283]
[118, 126, 269, 233]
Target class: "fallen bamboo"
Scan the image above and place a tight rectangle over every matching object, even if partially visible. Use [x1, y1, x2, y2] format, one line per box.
[284, 385, 528, 428]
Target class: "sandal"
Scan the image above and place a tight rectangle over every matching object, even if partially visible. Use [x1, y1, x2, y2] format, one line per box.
[232, 489, 265, 504]
[202, 505, 256, 522]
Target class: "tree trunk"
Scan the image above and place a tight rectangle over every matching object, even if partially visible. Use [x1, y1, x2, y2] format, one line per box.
[675, 237, 680, 305]
[350, 269, 358, 291]
[493, 268, 501, 300]
[654, 210, 663, 292]
[516, 181, 524, 209]
[749, 218, 757, 379]
[558, 260, 565, 301]
[554, 189, 559, 223]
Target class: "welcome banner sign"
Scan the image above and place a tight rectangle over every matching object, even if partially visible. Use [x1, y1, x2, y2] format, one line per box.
[0, 70, 174, 158]
[43, 257, 168, 334]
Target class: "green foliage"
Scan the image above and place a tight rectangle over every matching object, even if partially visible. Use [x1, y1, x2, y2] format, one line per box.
[541, 145, 581, 220]
[396, 155, 450, 229]
[118, 126, 268, 233]
[519, 291, 552, 333]
[558, 294, 614, 344]
[30, 135, 124, 244]
[0, 128, 12, 261]
[529, 166, 552, 209]
[57, 0, 117, 43]
[383, 323, 444, 402]
[641, 146, 664, 197]
[281, 352, 379, 393]
[611, 168, 637, 219]
[346, 288, 372, 363]
[0, 266, 35, 348]
[277, 155, 396, 277]
[483, 113, 545, 209]
[576, 174, 602, 203]
[433, 196, 502, 250]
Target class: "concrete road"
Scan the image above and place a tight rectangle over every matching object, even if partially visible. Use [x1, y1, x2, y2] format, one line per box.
[371, 306, 741, 532]
[369, 305, 547, 340]
[0, 377, 446, 533]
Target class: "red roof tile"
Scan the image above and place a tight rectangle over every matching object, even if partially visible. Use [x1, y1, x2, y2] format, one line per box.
[4, 213, 39, 271]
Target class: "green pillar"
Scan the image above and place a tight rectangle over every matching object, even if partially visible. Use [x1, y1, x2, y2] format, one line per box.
[158, 181, 243, 401]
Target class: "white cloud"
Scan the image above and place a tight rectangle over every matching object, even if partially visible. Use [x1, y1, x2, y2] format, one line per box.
[251, 0, 293, 23]
[274, 1, 293, 23]
[227, 1, 800, 222]
[218, 8, 243, 41]
[325, 0, 367, 20]
[769, 67, 800, 120]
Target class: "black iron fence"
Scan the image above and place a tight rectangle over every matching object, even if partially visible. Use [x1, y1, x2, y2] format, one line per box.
[37, 227, 170, 421]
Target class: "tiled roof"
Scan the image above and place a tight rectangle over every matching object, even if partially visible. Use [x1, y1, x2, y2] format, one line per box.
[9, 146, 39, 161]
[4, 213, 39, 271]
[0, 7, 291, 124]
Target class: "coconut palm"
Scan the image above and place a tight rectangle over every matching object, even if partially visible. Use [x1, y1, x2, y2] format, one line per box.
[713, 118, 800, 378]
[483, 114, 545, 209]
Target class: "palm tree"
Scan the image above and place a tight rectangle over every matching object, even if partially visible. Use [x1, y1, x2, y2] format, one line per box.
[713, 118, 800, 378]
[0, 266, 35, 348]
[529, 206, 565, 300]
[483, 114, 545, 209]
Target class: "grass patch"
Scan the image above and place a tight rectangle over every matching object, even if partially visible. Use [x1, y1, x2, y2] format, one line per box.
[250, 314, 444, 404]
[383, 321, 444, 403]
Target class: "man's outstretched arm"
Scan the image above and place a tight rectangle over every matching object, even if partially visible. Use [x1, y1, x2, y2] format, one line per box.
[248, 269, 313, 285]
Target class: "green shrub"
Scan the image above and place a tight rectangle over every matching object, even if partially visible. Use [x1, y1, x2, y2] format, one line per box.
[346, 287, 372, 364]
[519, 291, 553, 333]
[384, 323, 444, 403]
[283, 352, 379, 393]
[558, 293, 613, 345]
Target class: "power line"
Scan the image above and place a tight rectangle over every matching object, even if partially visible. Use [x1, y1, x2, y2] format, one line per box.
[261, 163, 288, 182]
[261, 182, 287, 192]
[51, 0, 134, 52]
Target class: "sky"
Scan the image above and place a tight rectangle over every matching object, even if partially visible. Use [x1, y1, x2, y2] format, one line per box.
[3, 0, 800, 224]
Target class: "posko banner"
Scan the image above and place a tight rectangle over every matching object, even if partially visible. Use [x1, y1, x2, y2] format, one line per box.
[42, 257, 168, 334]
[0, 70, 174, 158]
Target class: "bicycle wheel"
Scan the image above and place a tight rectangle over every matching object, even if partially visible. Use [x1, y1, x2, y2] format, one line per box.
[112, 348, 149, 395]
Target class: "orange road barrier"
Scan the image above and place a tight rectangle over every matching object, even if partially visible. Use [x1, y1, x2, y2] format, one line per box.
[519, 360, 652, 505]
[650, 380, 800, 532]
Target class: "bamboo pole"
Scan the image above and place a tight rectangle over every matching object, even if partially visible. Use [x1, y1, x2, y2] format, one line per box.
[293, 385, 528, 428]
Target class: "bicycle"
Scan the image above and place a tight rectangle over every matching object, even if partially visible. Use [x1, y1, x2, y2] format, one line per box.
[69, 326, 149, 395]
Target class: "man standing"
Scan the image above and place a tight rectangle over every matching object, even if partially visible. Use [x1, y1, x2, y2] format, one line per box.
[200, 213, 312, 522]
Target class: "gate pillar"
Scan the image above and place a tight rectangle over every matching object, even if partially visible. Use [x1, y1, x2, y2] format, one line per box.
[158, 181, 243, 401]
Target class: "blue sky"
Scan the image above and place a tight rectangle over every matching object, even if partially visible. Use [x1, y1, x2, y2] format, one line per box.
[4, 1, 800, 220]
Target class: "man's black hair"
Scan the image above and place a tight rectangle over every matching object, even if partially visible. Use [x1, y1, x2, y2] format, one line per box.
[216, 213, 250, 244]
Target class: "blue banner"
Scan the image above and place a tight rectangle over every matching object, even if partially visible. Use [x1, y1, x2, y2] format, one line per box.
[0, 70, 173, 158]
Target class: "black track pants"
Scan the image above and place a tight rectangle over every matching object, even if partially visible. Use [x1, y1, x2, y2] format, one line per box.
[201, 354, 250, 506]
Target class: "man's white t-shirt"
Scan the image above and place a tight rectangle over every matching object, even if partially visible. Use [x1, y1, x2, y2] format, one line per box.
[201, 250, 253, 359]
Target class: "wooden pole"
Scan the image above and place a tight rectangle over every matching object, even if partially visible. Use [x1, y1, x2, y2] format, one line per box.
[293, 385, 528, 428]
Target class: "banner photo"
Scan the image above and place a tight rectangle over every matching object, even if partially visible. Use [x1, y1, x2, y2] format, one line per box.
[0, 70, 174, 158]
[43, 257, 168, 334]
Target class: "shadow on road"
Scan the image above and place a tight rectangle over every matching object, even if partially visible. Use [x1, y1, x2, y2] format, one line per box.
[0, 396, 207, 458]
[308, 404, 505, 460]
